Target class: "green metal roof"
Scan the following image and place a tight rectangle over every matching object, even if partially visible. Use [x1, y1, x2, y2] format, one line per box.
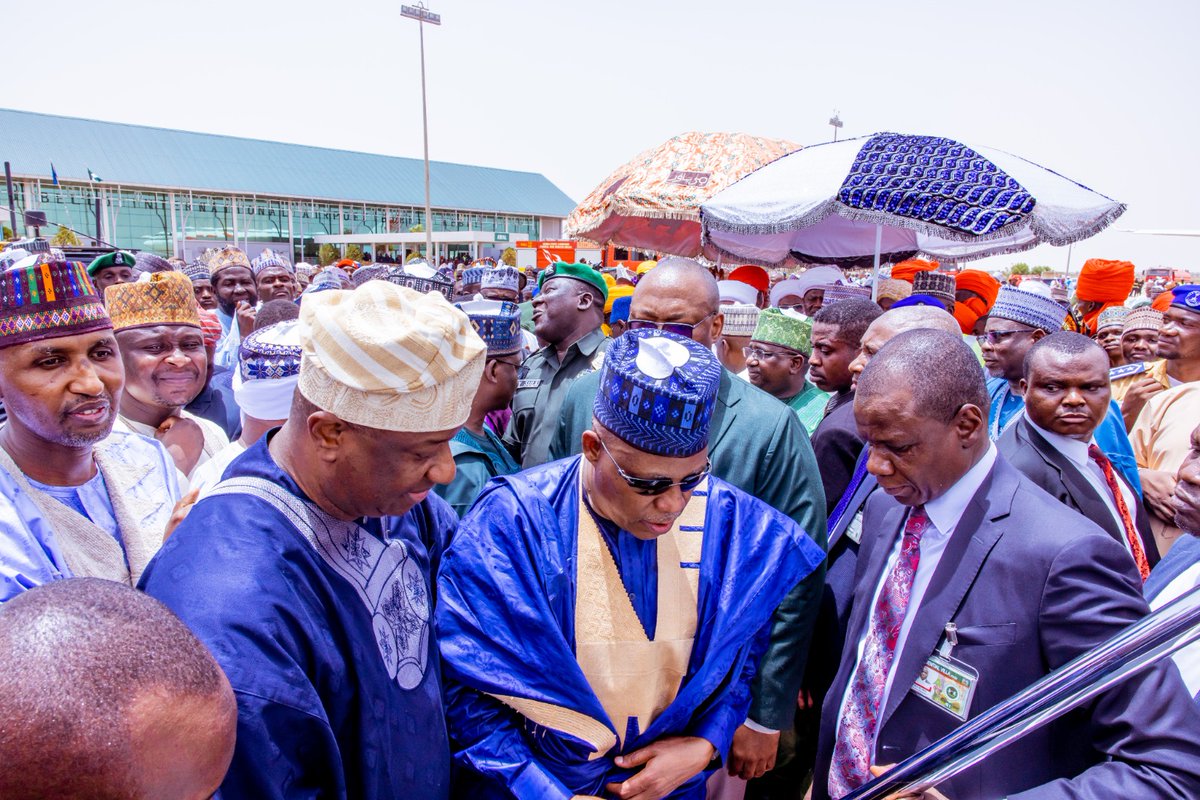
[0, 108, 574, 217]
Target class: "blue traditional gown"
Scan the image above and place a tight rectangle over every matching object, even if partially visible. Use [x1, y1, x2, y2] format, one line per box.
[140, 433, 454, 800]
[437, 456, 825, 799]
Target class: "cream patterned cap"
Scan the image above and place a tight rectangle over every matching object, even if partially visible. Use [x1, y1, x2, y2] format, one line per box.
[297, 281, 486, 432]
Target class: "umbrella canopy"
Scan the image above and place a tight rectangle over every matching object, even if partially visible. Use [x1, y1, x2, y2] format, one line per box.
[564, 131, 800, 258]
[700, 132, 1126, 269]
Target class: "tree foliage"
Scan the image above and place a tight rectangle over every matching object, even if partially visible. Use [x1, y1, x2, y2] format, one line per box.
[344, 244, 364, 262]
[318, 243, 341, 266]
[1010, 262, 1030, 275]
[51, 226, 80, 246]
[500, 247, 517, 267]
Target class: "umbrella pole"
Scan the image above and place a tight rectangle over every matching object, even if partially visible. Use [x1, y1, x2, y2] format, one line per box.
[871, 224, 882, 301]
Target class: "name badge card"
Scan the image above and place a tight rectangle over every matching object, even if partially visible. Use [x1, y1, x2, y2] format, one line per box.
[910, 629, 978, 722]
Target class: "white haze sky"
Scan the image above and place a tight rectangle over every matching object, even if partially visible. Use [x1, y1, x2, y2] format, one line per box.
[5, 0, 1198, 273]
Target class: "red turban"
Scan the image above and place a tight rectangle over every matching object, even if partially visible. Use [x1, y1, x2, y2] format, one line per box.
[1075, 259, 1135, 303]
[954, 270, 1001, 308]
[1152, 285, 1176, 312]
[890, 258, 939, 284]
[728, 265, 769, 295]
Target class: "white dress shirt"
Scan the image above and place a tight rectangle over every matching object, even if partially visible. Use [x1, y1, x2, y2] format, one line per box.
[837, 444, 999, 759]
[1025, 413, 1137, 557]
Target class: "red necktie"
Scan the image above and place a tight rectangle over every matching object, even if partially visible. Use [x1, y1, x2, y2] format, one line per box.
[1088, 445, 1151, 581]
[829, 506, 930, 798]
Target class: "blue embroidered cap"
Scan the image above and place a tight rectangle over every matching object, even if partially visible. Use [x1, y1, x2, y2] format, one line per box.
[990, 285, 1067, 333]
[1170, 285, 1200, 314]
[593, 329, 722, 457]
[455, 299, 522, 356]
[238, 320, 303, 383]
[462, 266, 487, 286]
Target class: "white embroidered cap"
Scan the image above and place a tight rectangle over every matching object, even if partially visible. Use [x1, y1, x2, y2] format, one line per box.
[297, 281, 486, 432]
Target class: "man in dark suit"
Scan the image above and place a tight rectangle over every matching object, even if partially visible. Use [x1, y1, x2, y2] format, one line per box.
[810, 298, 882, 514]
[814, 329, 1200, 800]
[999, 332, 1158, 578]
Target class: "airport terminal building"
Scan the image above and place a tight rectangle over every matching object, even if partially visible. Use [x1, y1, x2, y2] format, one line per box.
[0, 108, 575, 263]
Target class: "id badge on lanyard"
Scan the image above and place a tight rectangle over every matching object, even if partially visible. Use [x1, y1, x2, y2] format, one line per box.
[910, 623, 979, 722]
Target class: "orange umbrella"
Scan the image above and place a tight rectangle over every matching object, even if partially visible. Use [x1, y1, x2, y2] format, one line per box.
[564, 131, 799, 258]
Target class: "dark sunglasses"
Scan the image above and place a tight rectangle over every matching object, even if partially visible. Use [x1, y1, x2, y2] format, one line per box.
[627, 311, 716, 339]
[597, 434, 710, 496]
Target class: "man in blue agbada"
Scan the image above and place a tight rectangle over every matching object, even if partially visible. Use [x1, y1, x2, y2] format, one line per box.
[142, 281, 488, 799]
[438, 329, 826, 799]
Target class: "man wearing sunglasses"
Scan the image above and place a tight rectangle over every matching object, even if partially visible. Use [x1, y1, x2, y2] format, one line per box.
[504, 261, 610, 469]
[438, 329, 826, 800]
[547, 257, 828, 786]
[433, 300, 524, 517]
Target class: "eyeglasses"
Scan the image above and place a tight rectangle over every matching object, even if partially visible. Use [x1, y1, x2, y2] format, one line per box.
[490, 356, 522, 369]
[975, 329, 1035, 345]
[742, 345, 800, 361]
[596, 434, 710, 496]
[627, 311, 716, 339]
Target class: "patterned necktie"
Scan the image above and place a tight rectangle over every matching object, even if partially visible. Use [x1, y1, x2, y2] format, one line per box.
[1088, 444, 1151, 581]
[828, 506, 930, 798]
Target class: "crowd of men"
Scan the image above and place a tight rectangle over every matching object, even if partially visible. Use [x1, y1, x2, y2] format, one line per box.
[0, 238, 1198, 800]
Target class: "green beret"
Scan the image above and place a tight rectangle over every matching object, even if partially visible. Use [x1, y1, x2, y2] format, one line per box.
[87, 250, 137, 277]
[752, 307, 813, 357]
[537, 261, 608, 302]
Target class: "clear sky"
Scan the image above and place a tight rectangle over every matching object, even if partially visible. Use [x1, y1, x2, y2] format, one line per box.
[5, 0, 1197, 273]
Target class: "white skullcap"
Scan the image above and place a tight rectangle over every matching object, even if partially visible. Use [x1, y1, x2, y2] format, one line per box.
[718, 280, 758, 306]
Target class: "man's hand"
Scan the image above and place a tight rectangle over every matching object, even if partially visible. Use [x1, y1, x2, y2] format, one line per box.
[727, 725, 779, 780]
[869, 764, 951, 800]
[164, 488, 200, 542]
[1121, 376, 1164, 430]
[1141, 468, 1179, 522]
[605, 736, 715, 800]
[235, 300, 257, 337]
[156, 416, 206, 476]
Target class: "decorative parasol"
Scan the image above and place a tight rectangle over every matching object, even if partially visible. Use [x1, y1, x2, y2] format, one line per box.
[564, 131, 800, 258]
[700, 132, 1126, 273]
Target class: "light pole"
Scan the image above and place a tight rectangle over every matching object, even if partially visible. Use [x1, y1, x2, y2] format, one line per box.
[402, 3, 441, 263]
[829, 111, 843, 142]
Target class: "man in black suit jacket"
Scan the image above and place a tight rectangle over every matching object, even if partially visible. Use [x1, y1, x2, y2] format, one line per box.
[999, 332, 1158, 575]
[814, 329, 1200, 800]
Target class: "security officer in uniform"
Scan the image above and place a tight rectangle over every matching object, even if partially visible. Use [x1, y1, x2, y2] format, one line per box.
[87, 250, 138, 301]
[504, 261, 609, 468]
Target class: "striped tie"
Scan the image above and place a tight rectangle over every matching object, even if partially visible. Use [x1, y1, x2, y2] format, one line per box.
[829, 506, 930, 798]
[1088, 445, 1151, 581]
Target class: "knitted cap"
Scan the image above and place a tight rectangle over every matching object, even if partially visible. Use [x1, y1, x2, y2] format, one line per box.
[482, 266, 521, 293]
[990, 285, 1067, 333]
[1123, 307, 1163, 334]
[235, 320, 302, 421]
[209, 246, 252, 279]
[912, 270, 956, 306]
[382, 262, 453, 301]
[821, 283, 872, 306]
[875, 278, 912, 303]
[593, 329, 722, 457]
[721, 303, 760, 336]
[251, 249, 294, 277]
[133, 252, 174, 274]
[297, 282, 486, 432]
[182, 262, 211, 283]
[1096, 305, 1130, 332]
[106, 271, 201, 331]
[0, 261, 111, 348]
[752, 307, 812, 356]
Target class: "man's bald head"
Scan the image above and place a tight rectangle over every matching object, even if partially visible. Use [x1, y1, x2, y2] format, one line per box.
[0, 579, 236, 800]
[858, 329, 987, 424]
[850, 304, 962, 388]
[630, 257, 723, 347]
[633, 257, 720, 313]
